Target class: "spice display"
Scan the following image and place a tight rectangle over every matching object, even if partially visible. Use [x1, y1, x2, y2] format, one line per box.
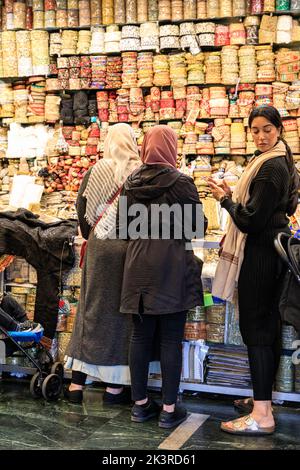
[90, 27, 105, 53]
[276, 0, 290, 9]
[277, 15, 293, 44]
[233, 0, 246, 15]
[140, 22, 159, 51]
[91, 0, 102, 24]
[126, 0, 137, 23]
[137, 0, 148, 21]
[102, 0, 114, 24]
[207, 0, 219, 16]
[2, 32, 18, 78]
[16, 31, 32, 77]
[56, 10, 68, 27]
[184, 322, 207, 340]
[78, 0, 91, 27]
[183, 0, 197, 19]
[1, 3, 300, 406]
[114, 0, 126, 23]
[291, 0, 300, 10]
[276, 355, 294, 392]
[171, 0, 183, 20]
[264, 0, 275, 9]
[251, 0, 263, 13]
[159, 0, 172, 20]
[13, 1, 26, 29]
[148, 0, 158, 20]
[220, 0, 232, 16]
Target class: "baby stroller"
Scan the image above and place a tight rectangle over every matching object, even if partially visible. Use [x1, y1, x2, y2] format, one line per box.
[0, 319, 63, 401]
[274, 232, 300, 333]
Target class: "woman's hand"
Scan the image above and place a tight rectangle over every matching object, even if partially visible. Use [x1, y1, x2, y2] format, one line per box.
[207, 177, 232, 201]
[219, 179, 232, 198]
[207, 178, 226, 201]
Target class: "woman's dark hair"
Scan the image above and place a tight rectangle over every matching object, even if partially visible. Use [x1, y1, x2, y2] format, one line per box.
[249, 105, 299, 216]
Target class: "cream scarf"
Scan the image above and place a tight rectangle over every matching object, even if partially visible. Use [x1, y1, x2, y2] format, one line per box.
[212, 140, 287, 301]
[84, 123, 140, 239]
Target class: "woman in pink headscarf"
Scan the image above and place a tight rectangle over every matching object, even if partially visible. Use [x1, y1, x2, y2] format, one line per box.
[119, 125, 207, 429]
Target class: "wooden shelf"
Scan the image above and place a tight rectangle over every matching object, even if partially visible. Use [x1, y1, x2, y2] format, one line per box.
[4, 11, 300, 34]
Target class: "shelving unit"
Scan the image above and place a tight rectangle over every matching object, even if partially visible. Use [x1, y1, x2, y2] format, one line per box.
[1, 2, 300, 405]
[148, 378, 300, 402]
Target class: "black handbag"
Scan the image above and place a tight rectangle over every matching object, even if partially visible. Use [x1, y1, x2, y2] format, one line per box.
[274, 233, 300, 333]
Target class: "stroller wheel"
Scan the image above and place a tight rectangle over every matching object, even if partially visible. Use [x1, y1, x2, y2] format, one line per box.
[51, 362, 64, 379]
[42, 373, 63, 401]
[30, 372, 43, 398]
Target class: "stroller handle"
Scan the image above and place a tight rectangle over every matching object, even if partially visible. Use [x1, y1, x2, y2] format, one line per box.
[274, 232, 290, 265]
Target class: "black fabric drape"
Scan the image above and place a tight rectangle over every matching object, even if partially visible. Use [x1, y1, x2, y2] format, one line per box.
[0, 209, 78, 338]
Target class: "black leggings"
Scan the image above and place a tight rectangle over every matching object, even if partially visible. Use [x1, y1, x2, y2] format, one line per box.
[72, 370, 124, 389]
[247, 336, 281, 401]
[129, 311, 187, 405]
[0, 295, 27, 331]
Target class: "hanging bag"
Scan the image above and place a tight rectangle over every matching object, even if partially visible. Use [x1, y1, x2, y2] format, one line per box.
[79, 187, 122, 269]
[274, 232, 300, 333]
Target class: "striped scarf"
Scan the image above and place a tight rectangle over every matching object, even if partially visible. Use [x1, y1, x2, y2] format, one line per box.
[83, 124, 140, 239]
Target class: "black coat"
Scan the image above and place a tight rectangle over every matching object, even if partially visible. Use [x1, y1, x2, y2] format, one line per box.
[0, 209, 77, 338]
[119, 164, 207, 315]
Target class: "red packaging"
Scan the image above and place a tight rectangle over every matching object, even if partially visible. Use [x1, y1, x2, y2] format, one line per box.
[215, 28, 230, 46]
[98, 109, 109, 121]
[62, 127, 74, 139]
[86, 145, 98, 155]
[176, 99, 186, 111]
[26, 6, 33, 29]
[160, 99, 175, 109]
[251, 0, 263, 14]
[151, 101, 160, 112]
[80, 56, 91, 67]
[118, 113, 129, 121]
[117, 105, 129, 113]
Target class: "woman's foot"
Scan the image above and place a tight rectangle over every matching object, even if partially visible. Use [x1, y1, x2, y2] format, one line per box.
[158, 404, 187, 429]
[131, 397, 161, 422]
[221, 413, 275, 436]
[103, 387, 132, 405]
[250, 411, 275, 429]
[64, 383, 83, 404]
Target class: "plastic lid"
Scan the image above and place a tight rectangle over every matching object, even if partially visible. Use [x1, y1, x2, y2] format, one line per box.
[212, 296, 226, 304]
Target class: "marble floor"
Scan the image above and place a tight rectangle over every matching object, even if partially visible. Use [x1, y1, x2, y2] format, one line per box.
[0, 378, 300, 450]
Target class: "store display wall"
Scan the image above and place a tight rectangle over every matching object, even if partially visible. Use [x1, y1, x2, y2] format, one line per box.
[1, 0, 300, 399]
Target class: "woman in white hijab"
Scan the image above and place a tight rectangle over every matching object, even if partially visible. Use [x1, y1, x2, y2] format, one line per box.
[65, 124, 140, 404]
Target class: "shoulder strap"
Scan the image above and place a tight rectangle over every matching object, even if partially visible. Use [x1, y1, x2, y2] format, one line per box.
[92, 186, 122, 232]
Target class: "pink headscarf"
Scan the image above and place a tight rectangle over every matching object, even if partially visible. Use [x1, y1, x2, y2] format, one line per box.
[141, 125, 178, 169]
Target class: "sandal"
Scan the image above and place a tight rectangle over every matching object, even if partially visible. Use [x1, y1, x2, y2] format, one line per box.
[234, 397, 254, 414]
[221, 415, 275, 436]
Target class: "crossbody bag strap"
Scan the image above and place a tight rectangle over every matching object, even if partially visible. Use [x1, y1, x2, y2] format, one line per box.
[91, 185, 123, 232]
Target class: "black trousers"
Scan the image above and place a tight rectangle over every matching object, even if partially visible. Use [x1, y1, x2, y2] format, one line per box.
[0, 294, 27, 331]
[129, 311, 187, 405]
[247, 338, 281, 401]
[238, 239, 283, 401]
[72, 370, 123, 389]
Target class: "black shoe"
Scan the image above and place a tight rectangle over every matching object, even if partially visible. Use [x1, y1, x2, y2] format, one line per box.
[103, 387, 132, 405]
[158, 404, 187, 429]
[64, 386, 83, 404]
[131, 398, 161, 423]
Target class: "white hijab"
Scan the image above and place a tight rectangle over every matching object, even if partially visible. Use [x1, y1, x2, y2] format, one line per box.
[83, 123, 140, 239]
